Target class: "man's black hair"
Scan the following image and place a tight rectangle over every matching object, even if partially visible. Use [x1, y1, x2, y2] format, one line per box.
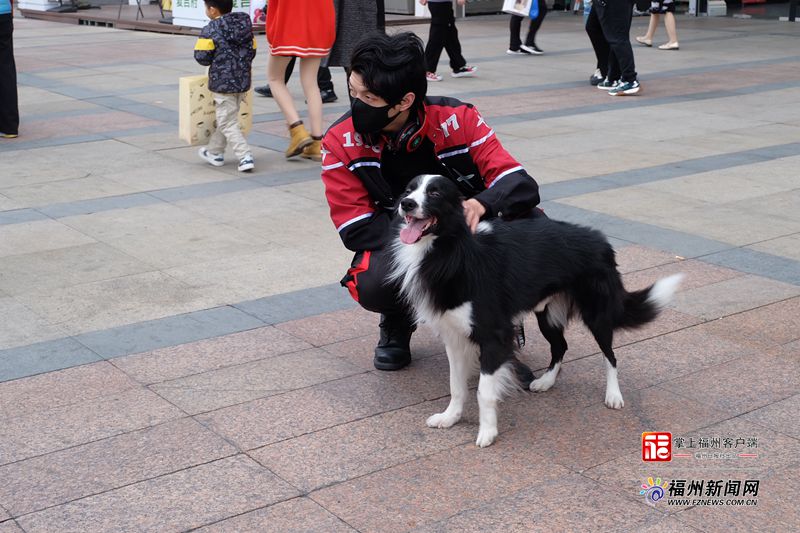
[349, 32, 427, 108]
[205, 0, 233, 14]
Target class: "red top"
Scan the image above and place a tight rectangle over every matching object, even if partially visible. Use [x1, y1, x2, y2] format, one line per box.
[266, 0, 336, 57]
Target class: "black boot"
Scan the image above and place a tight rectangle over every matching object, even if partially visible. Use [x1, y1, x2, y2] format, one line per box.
[373, 313, 415, 371]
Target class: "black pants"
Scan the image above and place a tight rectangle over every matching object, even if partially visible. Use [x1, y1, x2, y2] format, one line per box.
[509, 0, 547, 50]
[283, 56, 334, 92]
[0, 15, 19, 136]
[424, 1, 466, 74]
[342, 247, 408, 317]
[593, 0, 637, 83]
[585, 5, 610, 77]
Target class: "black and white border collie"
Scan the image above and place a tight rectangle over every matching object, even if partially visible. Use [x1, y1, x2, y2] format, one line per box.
[389, 174, 683, 447]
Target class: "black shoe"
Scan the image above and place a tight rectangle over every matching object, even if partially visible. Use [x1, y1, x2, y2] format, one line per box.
[320, 88, 338, 103]
[373, 313, 416, 371]
[254, 85, 273, 97]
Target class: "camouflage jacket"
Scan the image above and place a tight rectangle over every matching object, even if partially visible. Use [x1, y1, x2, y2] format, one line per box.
[194, 12, 257, 94]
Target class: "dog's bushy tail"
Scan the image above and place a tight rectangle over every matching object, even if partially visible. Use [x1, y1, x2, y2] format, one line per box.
[616, 273, 684, 329]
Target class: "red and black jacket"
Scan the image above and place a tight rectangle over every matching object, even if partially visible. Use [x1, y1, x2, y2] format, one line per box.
[321, 96, 540, 252]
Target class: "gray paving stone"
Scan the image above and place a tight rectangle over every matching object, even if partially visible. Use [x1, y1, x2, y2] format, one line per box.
[0, 243, 154, 296]
[700, 247, 800, 286]
[74, 306, 265, 360]
[0, 338, 101, 383]
[0, 209, 48, 226]
[542, 202, 732, 258]
[147, 179, 263, 203]
[36, 193, 160, 219]
[0, 219, 97, 257]
[234, 283, 356, 325]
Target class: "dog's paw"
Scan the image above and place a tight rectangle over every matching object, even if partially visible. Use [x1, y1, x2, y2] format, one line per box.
[426, 412, 459, 429]
[529, 374, 555, 392]
[604, 391, 624, 409]
[475, 427, 498, 448]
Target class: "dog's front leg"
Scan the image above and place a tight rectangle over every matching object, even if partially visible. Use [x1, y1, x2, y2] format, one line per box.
[427, 341, 476, 429]
[475, 372, 500, 447]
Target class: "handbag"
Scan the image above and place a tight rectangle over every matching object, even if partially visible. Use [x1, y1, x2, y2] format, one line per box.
[502, 0, 533, 17]
[178, 74, 253, 145]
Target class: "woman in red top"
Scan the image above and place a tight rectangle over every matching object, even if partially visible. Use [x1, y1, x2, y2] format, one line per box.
[266, 0, 335, 161]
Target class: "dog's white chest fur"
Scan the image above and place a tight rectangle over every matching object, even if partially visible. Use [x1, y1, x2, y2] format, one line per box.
[389, 238, 474, 340]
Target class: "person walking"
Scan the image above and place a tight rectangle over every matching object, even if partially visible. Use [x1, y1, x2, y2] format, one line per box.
[254, 58, 338, 104]
[194, 0, 257, 172]
[585, 1, 609, 85]
[266, 0, 335, 161]
[0, 0, 19, 138]
[507, 0, 547, 55]
[419, 0, 477, 82]
[635, 0, 679, 50]
[594, 0, 640, 96]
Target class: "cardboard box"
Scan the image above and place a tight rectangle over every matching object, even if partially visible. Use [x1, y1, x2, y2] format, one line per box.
[178, 74, 253, 145]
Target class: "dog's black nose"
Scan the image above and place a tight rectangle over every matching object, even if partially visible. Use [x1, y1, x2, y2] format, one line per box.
[400, 198, 417, 212]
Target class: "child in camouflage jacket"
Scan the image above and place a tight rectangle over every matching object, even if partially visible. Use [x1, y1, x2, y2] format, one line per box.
[194, 0, 257, 172]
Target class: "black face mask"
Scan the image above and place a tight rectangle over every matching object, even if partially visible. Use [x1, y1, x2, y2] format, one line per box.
[351, 98, 399, 135]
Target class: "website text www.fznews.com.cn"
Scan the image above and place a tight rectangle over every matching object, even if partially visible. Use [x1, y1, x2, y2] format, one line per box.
[667, 499, 759, 506]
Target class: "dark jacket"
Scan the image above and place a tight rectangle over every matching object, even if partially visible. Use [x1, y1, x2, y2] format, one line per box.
[321, 96, 540, 252]
[194, 12, 257, 94]
[327, 0, 385, 68]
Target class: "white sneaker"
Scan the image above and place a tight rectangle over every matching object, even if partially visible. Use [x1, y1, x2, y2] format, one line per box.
[198, 147, 224, 167]
[426, 72, 443, 82]
[237, 154, 255, 172]
[507, 48, 531, 55]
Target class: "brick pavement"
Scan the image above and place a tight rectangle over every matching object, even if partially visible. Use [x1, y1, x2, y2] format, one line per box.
[1, 11, 799, 533]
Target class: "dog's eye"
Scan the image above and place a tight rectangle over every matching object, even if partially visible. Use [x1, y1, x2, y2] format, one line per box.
[428, 190, 441, 198]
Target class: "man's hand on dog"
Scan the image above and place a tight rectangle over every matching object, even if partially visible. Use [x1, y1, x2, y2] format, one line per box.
[463, 199, 486, 233]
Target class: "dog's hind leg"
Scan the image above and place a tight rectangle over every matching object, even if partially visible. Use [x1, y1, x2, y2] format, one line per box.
[529, 310, 568, 393]
[585, 317, 624, 409]
[427, 340, 478, 429]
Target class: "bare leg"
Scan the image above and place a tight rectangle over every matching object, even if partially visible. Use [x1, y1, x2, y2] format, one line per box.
[268, 55, 300, 125]
[299, 57, 323, 137]
[664, 12, 679, 45]
[644, 13, 659, 40]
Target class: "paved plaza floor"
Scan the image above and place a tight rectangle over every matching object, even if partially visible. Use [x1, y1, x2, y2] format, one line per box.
[1, 11, 799, 533]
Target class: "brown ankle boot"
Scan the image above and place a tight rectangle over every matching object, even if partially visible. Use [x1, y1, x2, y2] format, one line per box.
[301, 139, 322, 161]
[286, 121, 312, 158]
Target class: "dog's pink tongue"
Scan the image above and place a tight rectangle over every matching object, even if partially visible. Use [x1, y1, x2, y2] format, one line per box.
[400, 219, 427, 244]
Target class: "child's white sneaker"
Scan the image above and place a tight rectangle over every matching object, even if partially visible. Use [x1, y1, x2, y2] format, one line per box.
[198, 147, 224, 167]
[238, 154, 255, 172]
